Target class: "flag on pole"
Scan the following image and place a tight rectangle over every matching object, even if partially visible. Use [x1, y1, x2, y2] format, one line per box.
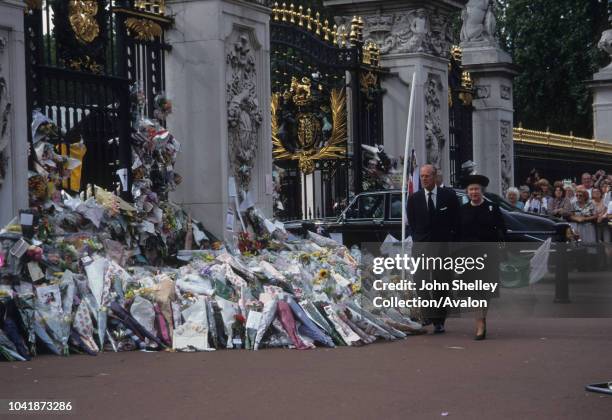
[401, 72, 417, 244]
[408, 149, 419, 195]
[400, 73, 420, 321]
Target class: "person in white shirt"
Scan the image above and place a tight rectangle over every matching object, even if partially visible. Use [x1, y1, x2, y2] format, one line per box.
[524, 190, 548, 216]
[580, 172, 593, 199]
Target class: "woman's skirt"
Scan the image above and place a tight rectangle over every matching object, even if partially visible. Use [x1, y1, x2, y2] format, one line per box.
[572, 222, 597, 244]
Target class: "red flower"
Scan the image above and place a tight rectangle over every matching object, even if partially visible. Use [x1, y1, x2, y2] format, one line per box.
[234, 314, 246, 324]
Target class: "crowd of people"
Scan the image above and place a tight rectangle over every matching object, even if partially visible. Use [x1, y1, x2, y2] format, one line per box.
[505, 170, 612, 243]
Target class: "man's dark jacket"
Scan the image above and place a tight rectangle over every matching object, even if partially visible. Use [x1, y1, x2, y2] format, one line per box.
[407, 187, 460, 242]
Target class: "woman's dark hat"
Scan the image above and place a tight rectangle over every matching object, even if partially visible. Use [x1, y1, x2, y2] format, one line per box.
[462, 174, 490, 188]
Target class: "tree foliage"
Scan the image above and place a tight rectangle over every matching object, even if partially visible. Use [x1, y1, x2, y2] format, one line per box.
[500, 0, 609, 137]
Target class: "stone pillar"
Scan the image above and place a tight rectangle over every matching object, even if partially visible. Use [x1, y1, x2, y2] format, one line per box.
[326, 0, 463, 185]
[591, 27, 612, 143]
[166, 0, 272, 240]
[460, 1, 517, 195]
[380, 54, 450, 181]
[0, 0, 28, 226]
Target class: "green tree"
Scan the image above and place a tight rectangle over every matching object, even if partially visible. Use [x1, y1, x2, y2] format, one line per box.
[501, 0, 609, 137]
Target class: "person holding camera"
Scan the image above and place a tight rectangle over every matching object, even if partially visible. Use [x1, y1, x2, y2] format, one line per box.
[524, 190, 548, 216]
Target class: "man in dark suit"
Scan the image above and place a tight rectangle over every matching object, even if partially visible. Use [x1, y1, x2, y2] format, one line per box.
[407, 164, 459, 333]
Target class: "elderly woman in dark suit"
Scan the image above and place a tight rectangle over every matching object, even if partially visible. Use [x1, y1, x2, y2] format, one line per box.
[458, 174, 506, 340]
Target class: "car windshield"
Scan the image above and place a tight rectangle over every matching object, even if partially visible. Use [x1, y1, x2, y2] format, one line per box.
[345, 194, 385, 219]
[390, 194, 403, 219]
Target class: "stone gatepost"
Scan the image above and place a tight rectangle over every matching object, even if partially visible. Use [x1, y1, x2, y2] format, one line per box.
[460, 0, 517, 194]
[326, 0, 463, 185]
[166, 0, 273, 240]
[0, 0, 28, 226]
[591, 22, 612, 143]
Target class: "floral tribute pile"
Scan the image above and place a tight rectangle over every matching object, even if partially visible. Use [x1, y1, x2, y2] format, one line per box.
[0, 93, 422, 361]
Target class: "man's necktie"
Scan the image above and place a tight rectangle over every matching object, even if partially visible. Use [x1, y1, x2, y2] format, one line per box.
[427, 191, 435, 221]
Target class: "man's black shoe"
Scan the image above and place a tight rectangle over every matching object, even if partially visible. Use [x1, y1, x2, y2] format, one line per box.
[433, 324, 446, 334]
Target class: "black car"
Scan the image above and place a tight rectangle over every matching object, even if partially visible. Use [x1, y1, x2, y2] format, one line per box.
[284, 189, 574, 248]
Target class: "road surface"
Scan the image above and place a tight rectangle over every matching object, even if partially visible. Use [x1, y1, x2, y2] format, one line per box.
[2, 317, 610, 420]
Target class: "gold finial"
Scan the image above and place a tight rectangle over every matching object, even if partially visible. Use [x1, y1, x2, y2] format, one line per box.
[273, 2, 279, 21]
[362, 41, 372, 65]
[372, 44, 381, 67]
[289, 4, 296, 24]
[350, 30, 358, 46]
[332, 24, 339, 46]
[340, 30, 348, 48]
[315, 12, 322, 35]
[350, 16, 363, 46]
[306, 8, 313, 30]
[451, 45, 462, 61]
[323, 19, 330, 41]
[298, 5, 304, 26]
[134, 0, 166, 15]
[281, 3, 287, 22]
[459, 71, 473, 105]
[461, 71, 473, 90]
[357, 16, 365, 42]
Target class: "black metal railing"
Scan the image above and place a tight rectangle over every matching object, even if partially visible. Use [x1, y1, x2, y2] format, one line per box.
[270, 3, 383, 220]
[24, 0, 171, 196]
[448, 50, 474, 187]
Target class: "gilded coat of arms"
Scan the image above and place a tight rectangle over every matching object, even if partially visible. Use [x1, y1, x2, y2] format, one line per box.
[68, 0, 100, 44]
[272, 76, 347, 174]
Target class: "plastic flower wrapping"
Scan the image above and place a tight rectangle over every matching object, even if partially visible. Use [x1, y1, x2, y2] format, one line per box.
[0, 105, 425, 363]
[1, 210, 426, 360]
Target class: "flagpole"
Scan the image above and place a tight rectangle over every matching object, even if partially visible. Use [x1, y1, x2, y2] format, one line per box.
[401, 73, 417, 246]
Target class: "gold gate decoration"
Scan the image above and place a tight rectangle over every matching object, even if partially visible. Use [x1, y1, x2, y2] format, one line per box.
[68, 0, 100, 44]
[125, 18, 163, 41]
[272, 76, 347, 174]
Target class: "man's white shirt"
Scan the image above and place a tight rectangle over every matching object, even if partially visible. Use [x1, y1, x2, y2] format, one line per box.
[424, 185, 438, 209]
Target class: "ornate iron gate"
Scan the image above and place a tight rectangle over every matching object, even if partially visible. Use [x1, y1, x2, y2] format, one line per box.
[24, 0, 172, 195]
[270, 2, 384, 220]
[448, 47, 474, 187]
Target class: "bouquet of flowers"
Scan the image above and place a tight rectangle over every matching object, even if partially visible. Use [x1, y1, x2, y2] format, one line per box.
[153, 92, 173, 122]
